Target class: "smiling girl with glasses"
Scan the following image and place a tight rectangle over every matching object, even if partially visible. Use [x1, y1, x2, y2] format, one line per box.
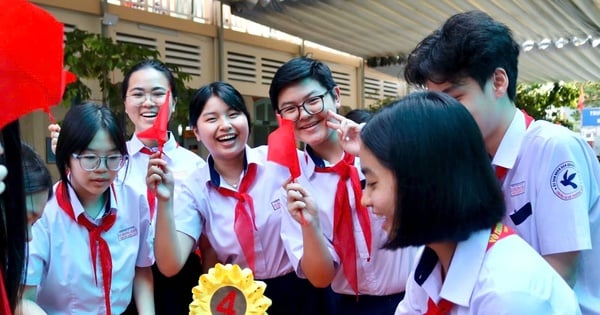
[22, 102, 155, 315]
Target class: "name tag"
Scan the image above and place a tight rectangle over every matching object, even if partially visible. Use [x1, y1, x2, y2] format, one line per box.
[271, 199, 282, 211]
[510, 181, 525, 196]
[118, 226, 138, 240]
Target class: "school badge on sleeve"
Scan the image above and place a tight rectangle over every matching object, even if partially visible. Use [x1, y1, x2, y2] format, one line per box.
[550, 161, 583, 200]
[189, 263, 271, 315]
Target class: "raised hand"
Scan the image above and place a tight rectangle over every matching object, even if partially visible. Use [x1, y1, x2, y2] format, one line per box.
[285, 181, 319, 227]
[48, 124, 60, 154]
[326, 110, 364, 156]
[146, 152, 174, 201]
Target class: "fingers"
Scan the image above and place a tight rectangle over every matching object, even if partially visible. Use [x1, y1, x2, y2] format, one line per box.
[49, 124, 61, 154]
[0, 164, 7, 195]
[48, 124, 60, 133]
[326, 109, 346, 123]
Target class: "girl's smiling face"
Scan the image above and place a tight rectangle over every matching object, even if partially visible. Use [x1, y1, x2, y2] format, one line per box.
[360, 145, 397, 234]
[193, 95, 249, 162]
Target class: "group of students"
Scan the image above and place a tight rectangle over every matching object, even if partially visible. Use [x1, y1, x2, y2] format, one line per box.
[2, 8, 598, 315]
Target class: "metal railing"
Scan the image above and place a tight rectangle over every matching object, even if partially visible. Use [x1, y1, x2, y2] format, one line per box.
[108, 0, 208, 22]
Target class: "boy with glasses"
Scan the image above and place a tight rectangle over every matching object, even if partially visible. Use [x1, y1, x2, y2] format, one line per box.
[271, 57, 418, 314]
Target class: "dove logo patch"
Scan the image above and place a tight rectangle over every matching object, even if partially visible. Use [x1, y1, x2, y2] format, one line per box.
[550, 161, 583, 200]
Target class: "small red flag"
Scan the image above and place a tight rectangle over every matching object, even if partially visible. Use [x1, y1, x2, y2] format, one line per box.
[136, 90, 171, 153]
[0, 0, 76, 129]
[267, 115, 300, 179]
[578, 85, 585, 112]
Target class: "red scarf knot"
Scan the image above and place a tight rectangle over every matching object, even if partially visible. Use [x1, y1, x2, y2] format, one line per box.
[315, 153, 372, 295]
[215, 163, 258, 271]
[56, 181, 115, 315]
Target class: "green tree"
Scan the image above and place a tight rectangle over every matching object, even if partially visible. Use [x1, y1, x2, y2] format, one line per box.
[62, 29, 192, 135]
[366, 96, 398, 112]
[515, 81, 579, 129]
[581, 81, 600, 108]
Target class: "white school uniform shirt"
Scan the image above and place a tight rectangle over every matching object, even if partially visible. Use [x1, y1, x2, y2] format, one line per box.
[280, 147, 418, 295]
[25, 181, 154, 315]
[117, 133, 205, 221]
[395, 229, 580, 315]
[174, 145, 294, 279]
[494, 109, 600, 314]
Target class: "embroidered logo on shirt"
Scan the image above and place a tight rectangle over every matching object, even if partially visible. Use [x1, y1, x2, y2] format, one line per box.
[510, 181, 526, 196]
[271, 199, 281, 211]
[118, 226, 138, 240]
[550, 161, 583, 200]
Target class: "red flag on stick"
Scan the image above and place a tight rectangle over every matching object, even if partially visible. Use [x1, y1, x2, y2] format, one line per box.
[136, 90, 171, 154]
[578, 85, 585, 112]
[0, 0, 76, 129]
[267, 115, 300, 179]
[267, 115, 305, 225]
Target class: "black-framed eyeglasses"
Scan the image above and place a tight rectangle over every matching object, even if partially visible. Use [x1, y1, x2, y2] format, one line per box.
[72, 153, 127, 171]
[278, 88, 332, 121]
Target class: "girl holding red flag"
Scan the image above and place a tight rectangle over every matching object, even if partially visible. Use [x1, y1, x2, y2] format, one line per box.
[270, 57, 418, 315]
[147, 81, 334, 314]
[23, 103, 155, 314]
[50, 59, 207, 314]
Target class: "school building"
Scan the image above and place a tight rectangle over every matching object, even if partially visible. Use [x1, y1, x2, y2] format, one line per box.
[25, 0, 406, 180]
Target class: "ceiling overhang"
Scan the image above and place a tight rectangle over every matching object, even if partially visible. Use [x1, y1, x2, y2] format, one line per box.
[223, 0, 600, 83]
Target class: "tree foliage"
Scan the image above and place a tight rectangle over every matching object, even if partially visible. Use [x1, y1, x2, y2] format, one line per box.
[515, 81, 579, 120]
[62, 29, 193, 135]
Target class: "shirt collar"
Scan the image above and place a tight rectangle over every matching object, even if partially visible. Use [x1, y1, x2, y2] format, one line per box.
[414, 229, 490, 307]
[65, 178, 117, 221]
[128, 132, 177, 158]
[493, 108, 526, 170]
[207, 145, 259, 187]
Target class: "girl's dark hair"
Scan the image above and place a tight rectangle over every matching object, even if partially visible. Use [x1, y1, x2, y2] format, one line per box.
[55, 102, 128, 190]
[189, 81, 251, 132]
[21, 143, 53, 199]
[0, 122, 27, 312]
[361, 91, 505, 248]
[121, 59, 178, 101]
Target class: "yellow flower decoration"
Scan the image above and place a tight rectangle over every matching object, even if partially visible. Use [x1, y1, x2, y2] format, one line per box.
[189, 263, 272, 315]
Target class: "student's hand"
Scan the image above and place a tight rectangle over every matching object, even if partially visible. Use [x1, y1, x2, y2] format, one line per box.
[0, 143, 6, 194]
[146, 152, 173, 201]
[326, 110, 364, 156]
[285, 182, 319, 226]
[48, 124, 60, 154]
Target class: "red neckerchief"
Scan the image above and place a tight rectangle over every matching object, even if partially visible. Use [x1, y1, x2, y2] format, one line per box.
[56, 181, 116, 315]
[495, 110, 534, 181]
[215, 163, 258, 271]
[315, 153, 372, 296]
[0, 267, 11, 315]
[425, 223, 515, 314]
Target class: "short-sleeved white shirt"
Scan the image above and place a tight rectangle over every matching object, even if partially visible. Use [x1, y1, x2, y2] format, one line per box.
[25, 181, 154, 315]
[395, 229, 580, 314]
[281, 148, 419, 295]
[494, 109, 600, 314]
[118, 133, 205, 221]
[173, 145, 294, 279]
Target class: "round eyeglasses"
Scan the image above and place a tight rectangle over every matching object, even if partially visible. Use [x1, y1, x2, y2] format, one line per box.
[72, 153, 127, 171]
[125, 90, 168, 105]
[278, 89, 331, 121]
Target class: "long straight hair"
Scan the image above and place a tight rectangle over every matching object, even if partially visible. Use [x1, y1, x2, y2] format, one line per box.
[0, 121, 27, 312]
